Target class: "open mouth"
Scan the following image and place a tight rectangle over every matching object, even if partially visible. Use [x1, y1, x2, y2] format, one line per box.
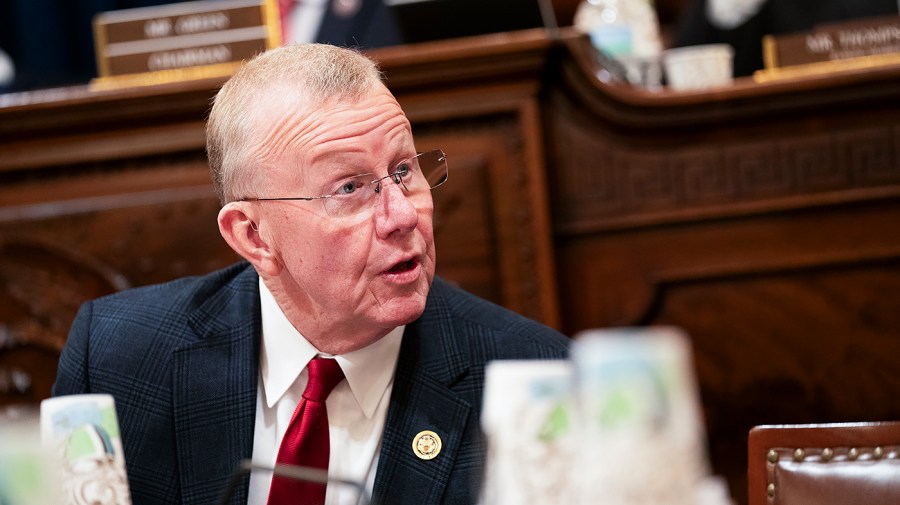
[387, 259, 417, 273]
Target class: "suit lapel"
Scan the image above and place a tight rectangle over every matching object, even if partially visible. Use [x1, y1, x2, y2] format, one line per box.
[173, 266, 261, 505]
[372, 281, 473, 505]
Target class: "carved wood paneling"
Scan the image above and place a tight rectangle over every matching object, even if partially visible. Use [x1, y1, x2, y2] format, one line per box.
[549, 119, 900, 234]
[414, 111, 558, 324]
[430, 138, 502, 304]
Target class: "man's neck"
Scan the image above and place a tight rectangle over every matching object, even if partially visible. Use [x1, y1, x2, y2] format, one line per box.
[260, 275, 391, 354]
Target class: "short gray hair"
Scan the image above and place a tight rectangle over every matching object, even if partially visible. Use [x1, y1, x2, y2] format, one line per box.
[206, 44, 384, 204]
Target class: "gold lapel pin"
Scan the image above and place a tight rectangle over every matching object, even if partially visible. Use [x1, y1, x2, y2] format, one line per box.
[412, 430, 442, 460]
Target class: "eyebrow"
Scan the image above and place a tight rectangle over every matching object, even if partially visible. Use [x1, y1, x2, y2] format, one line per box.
[317, 148, 416, 177]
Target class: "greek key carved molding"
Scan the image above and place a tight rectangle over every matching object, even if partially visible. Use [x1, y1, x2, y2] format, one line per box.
[553, 125, 900, 232]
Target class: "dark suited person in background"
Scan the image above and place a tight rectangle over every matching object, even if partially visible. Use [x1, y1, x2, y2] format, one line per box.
[279, 0, 400, 48]
[53, 43, 569, 505]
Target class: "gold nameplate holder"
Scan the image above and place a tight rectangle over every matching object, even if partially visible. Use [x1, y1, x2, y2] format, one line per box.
[755, 15, 900, 83]
[91, 0, 281, 90]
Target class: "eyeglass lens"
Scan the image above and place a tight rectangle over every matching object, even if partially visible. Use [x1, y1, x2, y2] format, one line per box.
[322, 149, 447, 217]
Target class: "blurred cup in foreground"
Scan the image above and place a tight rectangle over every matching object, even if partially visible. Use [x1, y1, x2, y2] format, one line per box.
[40, 394, 132, 505]
[480, 360, 577, 505]
[663, 44, 734, 91]
[572, 327, 709, 505]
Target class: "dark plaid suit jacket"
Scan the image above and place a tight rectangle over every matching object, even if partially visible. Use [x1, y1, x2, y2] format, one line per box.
[54, 262, 569, 505]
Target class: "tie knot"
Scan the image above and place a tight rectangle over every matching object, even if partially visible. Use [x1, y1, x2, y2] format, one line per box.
[303, 357, 345, 403]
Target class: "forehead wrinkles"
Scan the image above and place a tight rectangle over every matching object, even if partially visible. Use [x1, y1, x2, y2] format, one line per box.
[308, 100, 411, 160]
[248, 91, 408, 170]
[248, 96, 323, 168]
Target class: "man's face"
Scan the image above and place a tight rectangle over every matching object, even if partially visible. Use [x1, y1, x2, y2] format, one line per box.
[250, 86, 436, 351]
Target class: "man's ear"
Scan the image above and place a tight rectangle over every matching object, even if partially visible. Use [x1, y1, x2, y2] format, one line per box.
[217, 202, 282, 276]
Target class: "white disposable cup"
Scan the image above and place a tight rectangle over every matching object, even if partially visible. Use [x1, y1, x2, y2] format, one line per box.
[663, 43, 734, 91]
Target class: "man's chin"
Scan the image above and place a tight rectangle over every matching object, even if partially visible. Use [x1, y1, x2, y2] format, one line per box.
[374, 289, 428, 327]
[394, 295, 428, 324]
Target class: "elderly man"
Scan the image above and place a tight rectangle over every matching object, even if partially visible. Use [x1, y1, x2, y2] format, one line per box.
[53, 44, 568, 505]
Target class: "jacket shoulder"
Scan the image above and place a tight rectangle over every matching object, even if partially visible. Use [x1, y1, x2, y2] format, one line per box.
[93, 262, 253, 314]
[78, 263, 257, 349]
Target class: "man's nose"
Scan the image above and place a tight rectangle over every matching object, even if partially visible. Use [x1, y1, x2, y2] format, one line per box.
[373, 179, 418, 238]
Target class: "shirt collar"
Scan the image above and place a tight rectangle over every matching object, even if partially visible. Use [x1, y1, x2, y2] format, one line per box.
[258, 278, 404, 419]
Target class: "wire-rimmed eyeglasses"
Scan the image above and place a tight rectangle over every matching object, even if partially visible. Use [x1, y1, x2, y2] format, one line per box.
[239, 149, 448, 218]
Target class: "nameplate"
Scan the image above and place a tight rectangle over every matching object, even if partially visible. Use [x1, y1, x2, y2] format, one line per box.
[92, 0, 279, 88]
[763, 15, 900, 69]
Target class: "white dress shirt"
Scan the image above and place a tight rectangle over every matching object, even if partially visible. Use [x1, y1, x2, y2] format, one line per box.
[247, 278, 404, 505]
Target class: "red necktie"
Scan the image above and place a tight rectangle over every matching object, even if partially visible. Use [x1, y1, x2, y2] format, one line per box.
[267, 357, 345, 505]
[278, 0, 296, 44]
